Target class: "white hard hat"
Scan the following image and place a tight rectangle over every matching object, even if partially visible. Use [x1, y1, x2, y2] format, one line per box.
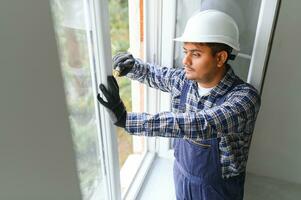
[174, 10, 240, 51]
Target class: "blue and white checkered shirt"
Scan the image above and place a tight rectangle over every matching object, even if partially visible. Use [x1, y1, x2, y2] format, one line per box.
[125, 59, 261, 178]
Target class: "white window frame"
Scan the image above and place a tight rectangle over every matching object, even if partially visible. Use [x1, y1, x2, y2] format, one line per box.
[155, 0, 177, 159]
[87, 0, 158, 199]
[247, 0, 280, 93]
[142, 0, 179, 159]
[141, 0, 178, 159]
[122, 0, 178, 198]
[87, 0, 121, 199]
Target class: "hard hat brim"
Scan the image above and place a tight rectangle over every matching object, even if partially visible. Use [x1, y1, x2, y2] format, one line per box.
[173, 36, 240, 51]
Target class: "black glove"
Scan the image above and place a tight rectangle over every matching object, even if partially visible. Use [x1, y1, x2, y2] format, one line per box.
[112, 52, 135, 76]
[97, 76, 127, 128]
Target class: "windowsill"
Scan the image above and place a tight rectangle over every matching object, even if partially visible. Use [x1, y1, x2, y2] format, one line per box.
[135, 156, 176, 200]
[120, 153, 145, 196]
[122, 150, 176, 200]
[122, 152, 156, 200]
[123, 153, 301, 200]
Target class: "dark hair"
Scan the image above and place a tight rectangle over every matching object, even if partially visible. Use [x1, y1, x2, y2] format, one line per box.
[198, 43, 234, 63]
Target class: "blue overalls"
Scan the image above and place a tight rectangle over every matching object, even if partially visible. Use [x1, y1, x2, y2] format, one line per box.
[173, 79, 245, 200]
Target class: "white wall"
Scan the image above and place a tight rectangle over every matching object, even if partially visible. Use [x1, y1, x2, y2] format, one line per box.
[0, 1, 82, 199]
[247, 0, 301, 184]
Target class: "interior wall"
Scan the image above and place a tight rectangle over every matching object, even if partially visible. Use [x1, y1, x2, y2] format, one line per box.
[0, 1, 81, 199]
[247, 0, 301, 184]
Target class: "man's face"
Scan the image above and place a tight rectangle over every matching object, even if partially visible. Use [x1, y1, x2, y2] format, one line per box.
[182, 42, 219, 84]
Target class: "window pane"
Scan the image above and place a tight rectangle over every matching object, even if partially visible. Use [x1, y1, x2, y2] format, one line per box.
[174, 0, 262, 81]
[109, 0, 133, 167]
[50, 1, 106, 199]
[108, 0, 146, 195]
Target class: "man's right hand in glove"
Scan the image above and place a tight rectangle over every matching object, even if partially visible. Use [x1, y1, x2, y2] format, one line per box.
[112, 52, 135, 77]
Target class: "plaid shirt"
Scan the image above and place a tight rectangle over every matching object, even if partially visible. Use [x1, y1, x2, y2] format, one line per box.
[125, 59, 261, 178]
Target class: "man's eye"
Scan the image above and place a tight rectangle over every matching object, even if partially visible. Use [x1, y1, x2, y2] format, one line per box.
[193, 53, 200, 57]
[183, 51, 187, 54]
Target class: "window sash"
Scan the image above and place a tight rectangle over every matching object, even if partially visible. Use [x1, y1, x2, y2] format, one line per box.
[87, 0, 121, 199]
[247, 0, 280, 93]
[90, 0, 161, 199]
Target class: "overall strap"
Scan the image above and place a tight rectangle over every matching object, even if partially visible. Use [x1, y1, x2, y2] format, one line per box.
[179, 81, 190, 111]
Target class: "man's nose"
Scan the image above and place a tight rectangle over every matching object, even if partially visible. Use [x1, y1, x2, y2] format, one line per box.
[182, 54, 192, 66]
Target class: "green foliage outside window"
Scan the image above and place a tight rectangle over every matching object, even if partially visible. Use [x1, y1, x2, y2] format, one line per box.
[109, 0, 133, 167]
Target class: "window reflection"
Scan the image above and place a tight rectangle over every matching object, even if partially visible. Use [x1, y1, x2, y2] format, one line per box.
[51, 0, 104, 199]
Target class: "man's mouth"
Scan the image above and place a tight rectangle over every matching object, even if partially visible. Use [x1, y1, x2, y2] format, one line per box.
[185, 67, 194, 72]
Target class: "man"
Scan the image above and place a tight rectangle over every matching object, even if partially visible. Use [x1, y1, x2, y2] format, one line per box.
[97, 10, 261, 200]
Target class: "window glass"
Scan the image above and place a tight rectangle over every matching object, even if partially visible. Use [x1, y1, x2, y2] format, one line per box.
[51, 0, 106, 199]
[52, 0, 147, 198]
[108, 0, 146, 195]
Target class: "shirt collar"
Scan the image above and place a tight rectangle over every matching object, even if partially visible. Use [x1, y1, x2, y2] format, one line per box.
[210, 64, 236, 98]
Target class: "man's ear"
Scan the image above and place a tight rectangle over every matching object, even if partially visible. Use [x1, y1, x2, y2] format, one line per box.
[216, 50, 228, 67]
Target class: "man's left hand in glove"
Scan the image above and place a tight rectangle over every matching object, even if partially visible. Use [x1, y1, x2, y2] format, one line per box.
[97, 76, 127, 128]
